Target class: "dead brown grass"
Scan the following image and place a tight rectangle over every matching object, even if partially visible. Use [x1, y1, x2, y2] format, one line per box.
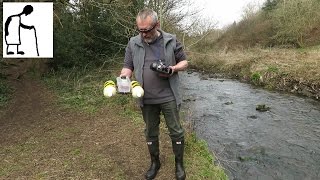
[187, 47, 320, 100]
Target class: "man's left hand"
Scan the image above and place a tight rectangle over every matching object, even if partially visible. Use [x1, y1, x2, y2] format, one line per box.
[158, 66, 175, 77]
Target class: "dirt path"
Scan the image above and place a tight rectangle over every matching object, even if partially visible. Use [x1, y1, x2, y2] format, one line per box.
[0, 74, 176, 179]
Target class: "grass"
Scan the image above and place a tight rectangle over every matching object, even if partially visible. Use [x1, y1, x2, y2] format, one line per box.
[0, 141, 126, 179]
[0, 79, 12, 107]
[43, 65, 135, 114]
[188, 47, 320, 99]
[43, 65, 228, 179]
[185, 133, 227, 180]
[43, 66, 144, 128]
[251, 72, 262, 85]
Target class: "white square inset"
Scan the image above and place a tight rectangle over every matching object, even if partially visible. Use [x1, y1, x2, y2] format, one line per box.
[3, 2, 53, 58]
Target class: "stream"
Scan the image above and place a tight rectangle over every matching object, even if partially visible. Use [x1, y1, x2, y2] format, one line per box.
[180, 72, 320, 180]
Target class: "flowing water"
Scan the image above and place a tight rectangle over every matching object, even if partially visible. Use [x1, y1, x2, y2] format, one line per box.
[180, 72, 320, 180]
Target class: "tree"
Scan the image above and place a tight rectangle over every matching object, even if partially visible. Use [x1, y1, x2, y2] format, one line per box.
[53, 0, 143, 68]
[262, 0, 280, 12]
[271, 0, 320, 47]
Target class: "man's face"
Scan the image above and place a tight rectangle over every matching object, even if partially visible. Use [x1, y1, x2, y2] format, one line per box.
[136, 16, 159, 43]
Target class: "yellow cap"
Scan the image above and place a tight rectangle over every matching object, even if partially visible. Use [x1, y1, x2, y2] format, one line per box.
[131, 81, 141, 88]
[104, 80, 115, 88]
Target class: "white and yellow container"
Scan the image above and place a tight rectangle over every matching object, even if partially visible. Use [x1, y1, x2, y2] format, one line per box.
[103, 80, 116, 97]
[116, 76, 131, 93]
[131, 81, 144, 98]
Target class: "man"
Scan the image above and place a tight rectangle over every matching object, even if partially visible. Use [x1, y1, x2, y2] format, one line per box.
[5, 5, 34, 55]
[120, 8, 188, 180]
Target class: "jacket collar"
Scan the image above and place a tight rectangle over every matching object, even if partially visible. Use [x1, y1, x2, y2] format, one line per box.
[133, 29, 173, 47]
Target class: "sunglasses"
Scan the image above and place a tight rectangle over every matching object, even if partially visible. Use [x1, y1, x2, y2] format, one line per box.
[138, 23, 157, 33]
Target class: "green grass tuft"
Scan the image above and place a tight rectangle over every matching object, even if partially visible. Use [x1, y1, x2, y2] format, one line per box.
[251, 72, 261, 83]
[0, 79, 12, 107]
[43, 67, 119, 114]
[185, 133, 228, 180]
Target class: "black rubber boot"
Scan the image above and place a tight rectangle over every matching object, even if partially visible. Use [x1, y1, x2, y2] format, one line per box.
[145, 140, 161, 180]
[172, 140, 186, 180]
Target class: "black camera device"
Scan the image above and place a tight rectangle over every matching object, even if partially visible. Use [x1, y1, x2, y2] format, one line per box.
[150, 60, 172, 74]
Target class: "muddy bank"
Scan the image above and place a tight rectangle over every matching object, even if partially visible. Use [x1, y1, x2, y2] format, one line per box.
[187, 48, 320, 101]
[188, 67, 320, 101]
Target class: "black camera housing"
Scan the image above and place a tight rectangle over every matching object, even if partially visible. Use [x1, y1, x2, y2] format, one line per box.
[150, 61, 172, 74]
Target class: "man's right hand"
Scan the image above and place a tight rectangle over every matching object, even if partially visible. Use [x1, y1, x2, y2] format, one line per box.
[120, 68, 133, 78]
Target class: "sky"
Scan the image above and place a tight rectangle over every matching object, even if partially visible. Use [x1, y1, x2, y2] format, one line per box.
[193, 0, 266, 28]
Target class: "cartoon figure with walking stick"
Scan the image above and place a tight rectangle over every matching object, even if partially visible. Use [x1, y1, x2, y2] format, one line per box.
[5, 5, 39, 56]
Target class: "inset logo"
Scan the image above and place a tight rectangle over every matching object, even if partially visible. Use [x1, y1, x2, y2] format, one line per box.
[3, 2, 53, 58]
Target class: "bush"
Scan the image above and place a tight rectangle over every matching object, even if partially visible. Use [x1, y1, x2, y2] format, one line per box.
[209, 0, 320, 49]
[271, 0, 320, 47]
[53, 1, 140, 69]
